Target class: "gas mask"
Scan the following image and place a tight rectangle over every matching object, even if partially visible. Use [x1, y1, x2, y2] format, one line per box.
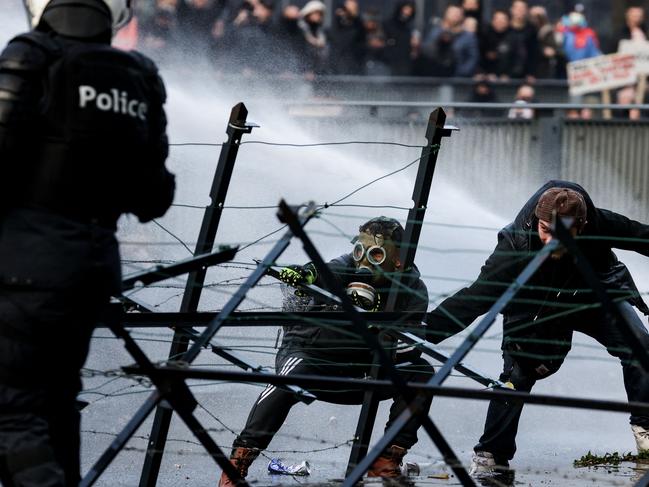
[345, 239, 390, 311]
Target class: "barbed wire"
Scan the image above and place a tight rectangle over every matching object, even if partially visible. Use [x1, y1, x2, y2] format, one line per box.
[170, 140, 426, 149]
[87, 328, 639, 367]
[150, 219, 194, 255]
[82, 135, 649, 486]
[113, 237, 648, 360]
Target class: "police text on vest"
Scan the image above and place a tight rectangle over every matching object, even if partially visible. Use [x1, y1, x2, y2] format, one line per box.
[78, 85, 147, 121]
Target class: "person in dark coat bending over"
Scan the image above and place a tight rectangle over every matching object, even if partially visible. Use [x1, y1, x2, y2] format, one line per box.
[425, 181, 649, 477]
[0, 1, 175, 484]
[219, 217, 433, 486]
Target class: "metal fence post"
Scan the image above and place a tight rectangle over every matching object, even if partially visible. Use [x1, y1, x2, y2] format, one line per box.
[139, 103, 256, 487]
[537, 114, 563, 178]
[345, 108, 456, 474]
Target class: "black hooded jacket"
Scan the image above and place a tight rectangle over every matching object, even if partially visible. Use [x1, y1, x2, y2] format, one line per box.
[281, 253, 429, 362]
[383, 1, 416, 76]
[425, 180, 649, 344]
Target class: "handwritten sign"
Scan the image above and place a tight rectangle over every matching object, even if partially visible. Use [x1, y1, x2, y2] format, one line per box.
[567, 53, 637, 96]
[619, 39, 649, 74]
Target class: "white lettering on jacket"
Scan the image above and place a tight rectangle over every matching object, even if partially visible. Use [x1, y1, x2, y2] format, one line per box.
[78, 85, 148, 121]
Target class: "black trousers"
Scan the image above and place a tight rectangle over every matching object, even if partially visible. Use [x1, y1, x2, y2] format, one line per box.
[233, 347, 435, 451]
[475, 302, 649, 462]
[0, 209, 119, 487]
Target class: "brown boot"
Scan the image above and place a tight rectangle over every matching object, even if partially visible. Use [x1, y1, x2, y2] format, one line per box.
[368, 445, 408, 478]
[218, 447, 260, 487]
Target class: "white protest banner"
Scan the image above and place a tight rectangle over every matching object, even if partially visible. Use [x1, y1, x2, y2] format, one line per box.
[619, 40, 649, 74]
[567, 53, 637, 96]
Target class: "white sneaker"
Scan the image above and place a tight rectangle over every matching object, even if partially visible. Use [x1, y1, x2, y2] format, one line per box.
[632, 424, 649, 452]
[469, 451, 496, 476]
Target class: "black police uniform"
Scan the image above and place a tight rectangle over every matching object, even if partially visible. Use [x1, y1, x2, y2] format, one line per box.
[0, 2, 175, 485]
[233, 254, 433, 452]
[426, 180, 649, 464]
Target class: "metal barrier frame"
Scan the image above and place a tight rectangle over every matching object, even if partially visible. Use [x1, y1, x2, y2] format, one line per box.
[81, 103, 649, 487]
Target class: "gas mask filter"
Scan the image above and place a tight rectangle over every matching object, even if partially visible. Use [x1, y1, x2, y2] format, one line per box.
[346, 267, 378, 311]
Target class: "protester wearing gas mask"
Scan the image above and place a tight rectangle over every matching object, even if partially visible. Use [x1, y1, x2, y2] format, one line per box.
[219, 217, 431, 486]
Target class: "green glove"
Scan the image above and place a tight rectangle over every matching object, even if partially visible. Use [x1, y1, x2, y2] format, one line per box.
[278, 264, 317, 296]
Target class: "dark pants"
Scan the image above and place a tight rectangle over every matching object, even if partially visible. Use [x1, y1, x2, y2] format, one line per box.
[475, 302, 649, 462]
[234, 347, 435, 451]
[0, 209, 119, 486]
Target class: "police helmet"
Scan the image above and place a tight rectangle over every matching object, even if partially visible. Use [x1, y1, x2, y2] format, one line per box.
[25, 0, 132, 32]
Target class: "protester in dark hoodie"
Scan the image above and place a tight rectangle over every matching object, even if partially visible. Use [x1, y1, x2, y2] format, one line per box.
[177, 0, 226, 59]
[529, 5, 566, 78]
[383, 1, 418, 76]
[219, 217, 432, 487]
[276, 4, 304, 72]
[508, 0, 538, 79]
[363, 8, 390, 75]
[480, 9, 515, 78]
[229, 0, 284, 74]
[329, 0, 366, 74]
[425, 181, 649, 477]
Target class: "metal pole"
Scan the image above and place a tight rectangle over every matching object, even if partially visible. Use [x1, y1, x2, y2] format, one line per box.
[387, 108, 454, 309]
[415, 0, 426, 34]
[537, 115, 563, 178]
[115, 310, 423, 328]
[139, 103, 256, 487]
[124, 367, 649, 416]
[347, 108, 454, 474]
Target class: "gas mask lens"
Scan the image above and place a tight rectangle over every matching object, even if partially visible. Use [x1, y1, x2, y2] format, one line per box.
[352, 242, 386, 265]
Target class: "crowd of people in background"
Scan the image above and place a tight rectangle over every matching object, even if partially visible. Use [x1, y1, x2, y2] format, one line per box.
[115, 0, 648, 80]
[110, 0, 649, 120]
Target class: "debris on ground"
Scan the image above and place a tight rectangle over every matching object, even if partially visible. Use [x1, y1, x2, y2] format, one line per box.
[574, 450, 649, 467]
[267, 458, 311, 476]
[427, 473, 450, 480]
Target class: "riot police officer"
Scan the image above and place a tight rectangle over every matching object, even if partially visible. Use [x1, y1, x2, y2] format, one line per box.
[0, 1, 175, 484]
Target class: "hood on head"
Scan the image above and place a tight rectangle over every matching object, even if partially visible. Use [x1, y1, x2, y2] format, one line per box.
[513, 180, 598, 234]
